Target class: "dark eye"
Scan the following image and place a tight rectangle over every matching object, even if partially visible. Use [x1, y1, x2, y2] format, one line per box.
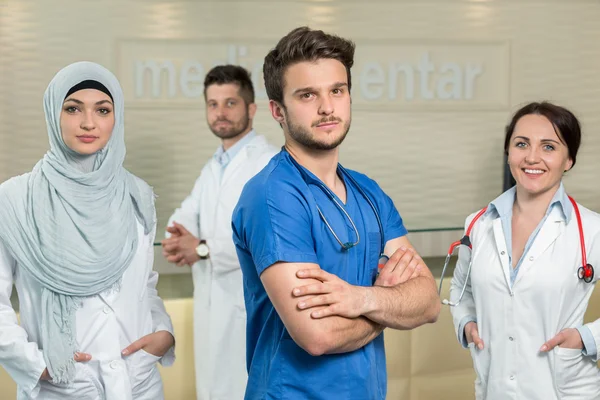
[332, 88, 343, 95]
[98, 108, 111, 115]
[301, 93, 313, 99]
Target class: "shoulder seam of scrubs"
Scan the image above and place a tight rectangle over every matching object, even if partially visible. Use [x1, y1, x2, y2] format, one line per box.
[263, 155, 293, 256]
[263, 157, 316, 270]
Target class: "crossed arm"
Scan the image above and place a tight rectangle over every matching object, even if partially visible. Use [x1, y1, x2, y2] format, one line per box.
[260, 236, 440, 356]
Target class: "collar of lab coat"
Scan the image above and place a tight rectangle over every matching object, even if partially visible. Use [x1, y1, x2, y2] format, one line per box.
[213, 129, 256, 167]
[211, 133, 268, 186]
[488, 187, 570, 291]
[485, 182, 572, 224]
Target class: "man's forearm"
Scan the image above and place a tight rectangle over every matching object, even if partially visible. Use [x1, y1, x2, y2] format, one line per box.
[320, 315, 384, 355]
[362, 276, 440, 330]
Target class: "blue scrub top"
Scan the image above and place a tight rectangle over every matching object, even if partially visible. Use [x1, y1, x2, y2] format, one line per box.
[232, 150, 407, 400]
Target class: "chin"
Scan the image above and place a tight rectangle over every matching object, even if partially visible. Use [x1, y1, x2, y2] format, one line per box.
[67, 142, 105, 155]
[516, 181, 556, 197]
[75, 148, 101, 155]
[314, 131, 345, 143]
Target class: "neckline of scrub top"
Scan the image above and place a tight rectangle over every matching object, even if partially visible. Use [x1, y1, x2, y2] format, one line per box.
[282, 148, 351, 207]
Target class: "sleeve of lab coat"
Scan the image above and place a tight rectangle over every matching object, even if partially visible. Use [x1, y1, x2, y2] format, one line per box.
[166, 173, 203, 238]
[145, 226, 176, 366]
[579, 229, 600, 361]
[449, 213, 479, 349]
[0, 240, 46, 396]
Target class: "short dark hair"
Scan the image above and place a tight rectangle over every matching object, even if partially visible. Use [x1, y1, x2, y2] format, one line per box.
[203, 65, 255, 105]
[263, 26, 355, 105]
[504, 101, 582, 168]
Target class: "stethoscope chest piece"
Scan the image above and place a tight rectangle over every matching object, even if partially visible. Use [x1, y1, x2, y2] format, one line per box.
[578, 264, 594, 283]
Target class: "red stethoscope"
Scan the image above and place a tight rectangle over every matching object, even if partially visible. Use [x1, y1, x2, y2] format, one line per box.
[438, 196, 594, 306]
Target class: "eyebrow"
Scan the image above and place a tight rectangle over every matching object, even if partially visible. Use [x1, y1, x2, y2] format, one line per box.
[292, 82, 348, 96]
[64, 98, 113, 106]
[207, 97, 238, 103]
[513, 135, 561, 145]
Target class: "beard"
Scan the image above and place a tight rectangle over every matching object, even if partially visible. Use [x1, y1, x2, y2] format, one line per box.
[285, 111, 351, 151]
[209, 112, 251, 140]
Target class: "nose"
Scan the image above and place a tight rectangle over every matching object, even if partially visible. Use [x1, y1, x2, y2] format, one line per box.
[318, 95, 334, 116]
[525, 145, 541, 164]
[80, 111, 96, 131]
[215, 105, 228, 120]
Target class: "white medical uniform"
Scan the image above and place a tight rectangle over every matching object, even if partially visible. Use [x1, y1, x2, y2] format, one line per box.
[450, 189, 600, 399]
[167, 132, 277, 400]
[0, 222, 175, 400]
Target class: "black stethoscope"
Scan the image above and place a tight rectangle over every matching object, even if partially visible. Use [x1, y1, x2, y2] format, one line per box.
[438, 195, 594, 306]
[284, 149, 387, 267]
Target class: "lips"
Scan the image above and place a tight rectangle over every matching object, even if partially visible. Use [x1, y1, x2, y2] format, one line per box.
[523, 168, 544, 174]
[77, 135, 98, 143]
[521, 168, 546, 179]
[313, 117, 342, 128]
[316, 122, 338, 128]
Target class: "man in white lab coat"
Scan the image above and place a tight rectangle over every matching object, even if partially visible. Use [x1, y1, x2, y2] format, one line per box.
[161, 65, 277, 400]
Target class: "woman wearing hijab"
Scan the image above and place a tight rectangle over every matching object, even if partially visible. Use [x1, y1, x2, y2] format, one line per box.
[0, 61, 175, 399]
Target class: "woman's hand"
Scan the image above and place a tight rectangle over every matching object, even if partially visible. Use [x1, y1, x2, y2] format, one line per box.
[39, 352, 92, 381]
[540, 328, 583, 352]
[121, 331, 175, 357]
[465, 321, 484, 350]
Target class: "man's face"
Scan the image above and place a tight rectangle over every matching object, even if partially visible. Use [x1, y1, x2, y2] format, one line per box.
[273, 58, 351, 151]
[205, 83, 253, 140]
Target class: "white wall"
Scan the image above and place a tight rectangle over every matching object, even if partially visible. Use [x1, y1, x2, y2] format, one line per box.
[1, 0, 599, 273]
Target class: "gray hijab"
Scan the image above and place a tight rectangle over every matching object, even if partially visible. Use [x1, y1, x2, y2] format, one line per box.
[0, 61, 155, 384]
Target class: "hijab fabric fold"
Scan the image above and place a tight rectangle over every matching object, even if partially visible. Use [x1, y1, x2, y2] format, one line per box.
[0, 61, 155, 384]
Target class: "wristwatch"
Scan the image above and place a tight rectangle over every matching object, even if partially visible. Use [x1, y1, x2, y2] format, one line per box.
[195, 240, 210, 259]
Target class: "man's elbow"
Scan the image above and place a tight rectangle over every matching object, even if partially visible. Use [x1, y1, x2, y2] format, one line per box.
[424, 278, 441, 323]
[301, 339, 329, 357]
[426, 297, 441, 324]
[402, 299, 439, 330]
[291, 327, 332, 356]
[410, 280, 441, 327]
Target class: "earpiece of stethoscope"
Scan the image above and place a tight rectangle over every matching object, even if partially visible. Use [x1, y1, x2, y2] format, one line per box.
[578, 264, 594, 283]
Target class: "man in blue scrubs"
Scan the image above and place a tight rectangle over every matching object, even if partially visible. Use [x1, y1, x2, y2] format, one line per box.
[232, 27, 441, 399]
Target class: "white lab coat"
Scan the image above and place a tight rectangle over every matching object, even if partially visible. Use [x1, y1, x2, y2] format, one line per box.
[450, 201, 600, 400]
[167, 134, 277, 400]
[0, 222, 175, 400]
